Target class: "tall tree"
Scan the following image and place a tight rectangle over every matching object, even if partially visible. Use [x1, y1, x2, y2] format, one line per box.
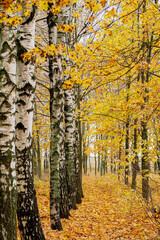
[35, 101, 42, 178]
[15, 2, 45, 239]
[63, 3, 83, 207]
[140, 0, 150, 202]
[75, 85, 84, 203]
[131, 118, 139, 190]
[64, 85, 77, 210]
[0, 22, 17, 240]
[75, 115, 84, 202]
[125, 79, 130, 185]
[47, 4, 64, 230]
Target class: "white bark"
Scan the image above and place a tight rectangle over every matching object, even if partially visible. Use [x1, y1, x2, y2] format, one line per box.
[16, 1, 35, 197]
[15, 2, 45, 239]
[64, 87, 77, 209]
[48, 6, 64, 229]
[64, 3, 83, 206]
[0, 23, 17, 240]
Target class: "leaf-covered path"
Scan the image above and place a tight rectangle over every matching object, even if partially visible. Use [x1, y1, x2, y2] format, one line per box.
[33, 175, 157, 239]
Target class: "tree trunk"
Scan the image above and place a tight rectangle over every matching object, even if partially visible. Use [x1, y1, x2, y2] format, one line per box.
[131, 119, 139, 190]
[37, 130, 41, 178]
[35, 102, 41, 178]
[64, 87, 77, 211]
[44, 148, 49, 172]
[47, 5, 68, 229]
[140, 0, 152, 201]
[153, 119, 160, 174]
[118, 141, 122, 181]
[82, 122, 87, 174]
[76, 85, 84, 202]
[0, 23, 17, 240]
[95, 154, 97, 176]
[156, 129, 160, 174]
[104, 151, 107, 174]
[63, 4, 83, 205]
[32, 137, 38, 176]
[125, 80, 130, 185]
[141, 115, 149, 201]
[15, 3, 45, 239]
[89, 155, 92, 173]
[111, 152, 113, 174]
[74, 114, 82, 203]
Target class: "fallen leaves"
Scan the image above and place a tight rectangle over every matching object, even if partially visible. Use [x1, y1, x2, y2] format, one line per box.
[18, 174, 159, 239]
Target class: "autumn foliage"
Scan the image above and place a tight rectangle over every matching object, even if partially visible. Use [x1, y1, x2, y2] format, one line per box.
[17, 175, 159, 239]
[1, 0, 160, 238]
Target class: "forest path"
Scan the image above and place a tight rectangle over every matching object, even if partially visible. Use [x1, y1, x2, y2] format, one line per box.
[34, 175, 157, 239]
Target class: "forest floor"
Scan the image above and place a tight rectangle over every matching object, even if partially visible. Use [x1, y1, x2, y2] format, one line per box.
[18, 174, 160, 239]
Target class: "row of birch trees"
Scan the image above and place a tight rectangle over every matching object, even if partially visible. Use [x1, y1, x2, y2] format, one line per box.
[0, 0, 85, 239]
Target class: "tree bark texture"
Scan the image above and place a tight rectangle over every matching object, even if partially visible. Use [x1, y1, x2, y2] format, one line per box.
[125, 80, 130, 185]
[0, 23, 17, 240]
[47, 6, 66, 229]
[76, 85, 84, 201]
[140, 0, 151, 203]
[131, 119, 139, 190]
[64, 87, 77, 210]
[15, 2, 45, 239]
[35, 102, 41, 178]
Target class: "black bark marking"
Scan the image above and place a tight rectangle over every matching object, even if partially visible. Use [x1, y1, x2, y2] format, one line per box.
[0, 113, 7, 121]
[27, 107, 33, 113]
[21, 82, 33, 92]
[15, 122, 26, 132]
[1, 41, 11, 54]
[22, 5, 36, 25]
[16, 99, 26, 106]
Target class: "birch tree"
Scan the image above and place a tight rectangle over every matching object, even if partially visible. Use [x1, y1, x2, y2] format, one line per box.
[63, 4, 78, 210]
[75, 86, 83, 203]
[47, 4, 65, 230]
[0, 22, 17, 240]
[64, 86, 77, 210]
[15, 2, 45, 239]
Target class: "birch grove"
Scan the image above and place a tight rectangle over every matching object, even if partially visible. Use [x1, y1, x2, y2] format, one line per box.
[0, 0, 160, 238]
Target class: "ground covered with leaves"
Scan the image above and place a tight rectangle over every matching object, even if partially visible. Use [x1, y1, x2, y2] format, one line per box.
[18, 175, 160, 239]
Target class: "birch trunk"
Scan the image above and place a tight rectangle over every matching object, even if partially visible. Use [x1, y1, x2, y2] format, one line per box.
[64, 87, 77, 210]
[76, 116, 84, 202]
[0, 23, 17, 240]
[35, 102, 41, 178]
[141, 0, 152, 202]
[62, 3, 83, 205]
[125, 80, 130, 185]
[82, 122, 87, 174]
[75, 105, 83, 203]
[63, 4, 78, 210]
[58, 7, 72, 219]
[131, 119, 139, 190]
[15, 2, 45, 239]
[47, 6, 67, 229]
[74, 17, 83, 202]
